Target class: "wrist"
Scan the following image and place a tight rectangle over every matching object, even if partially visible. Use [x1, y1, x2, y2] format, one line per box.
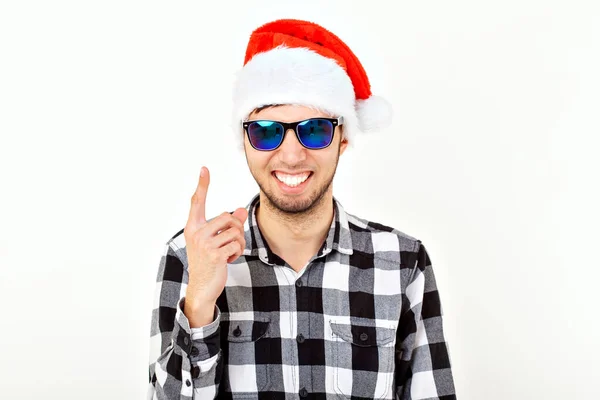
[184, 291, 216, 328]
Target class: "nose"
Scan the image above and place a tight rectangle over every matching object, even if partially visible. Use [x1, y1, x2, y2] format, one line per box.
[277, 128, 307, 162]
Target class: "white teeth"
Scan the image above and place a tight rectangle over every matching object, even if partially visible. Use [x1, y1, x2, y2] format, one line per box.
[275, 172, 310, 187]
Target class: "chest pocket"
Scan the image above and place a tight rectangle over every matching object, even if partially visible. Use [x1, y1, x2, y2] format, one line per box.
[329, 321, 397, 399]
[222, 318, 272, 397]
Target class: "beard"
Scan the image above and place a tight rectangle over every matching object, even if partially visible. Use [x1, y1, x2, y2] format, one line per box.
[248, 144, 341, 215]
[258, 168, 334, 215]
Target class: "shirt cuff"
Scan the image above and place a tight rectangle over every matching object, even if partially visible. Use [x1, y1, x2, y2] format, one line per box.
[172, 297, 222, 363]
[190, 304, 221, 340]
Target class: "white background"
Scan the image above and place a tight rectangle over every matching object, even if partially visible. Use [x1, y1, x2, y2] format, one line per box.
[1, 1, 599, 399]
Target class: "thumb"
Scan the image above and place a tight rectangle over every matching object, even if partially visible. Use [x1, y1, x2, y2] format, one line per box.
[231, 207, 248, 225]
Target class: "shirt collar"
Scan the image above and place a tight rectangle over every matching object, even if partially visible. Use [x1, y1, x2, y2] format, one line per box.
[241, 193, 354, 265]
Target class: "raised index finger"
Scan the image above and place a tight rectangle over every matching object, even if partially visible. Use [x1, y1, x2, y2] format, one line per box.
[187, 166, 210, 231]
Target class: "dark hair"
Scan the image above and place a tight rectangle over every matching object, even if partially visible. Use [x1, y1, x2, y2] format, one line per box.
[251, 104, 282, 115]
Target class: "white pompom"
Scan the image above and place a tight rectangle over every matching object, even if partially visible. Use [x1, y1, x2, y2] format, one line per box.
[355, 95, 393, 132]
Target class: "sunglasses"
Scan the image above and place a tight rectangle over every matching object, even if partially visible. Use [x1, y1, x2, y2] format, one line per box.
[242, 117, 343, 151]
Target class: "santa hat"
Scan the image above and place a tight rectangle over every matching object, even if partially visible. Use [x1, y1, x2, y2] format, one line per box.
[232, 18, 393, 150]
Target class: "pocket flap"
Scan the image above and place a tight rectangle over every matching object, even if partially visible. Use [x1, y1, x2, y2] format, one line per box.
[225, 318, 271, 342]
[329, 321, 396, 347]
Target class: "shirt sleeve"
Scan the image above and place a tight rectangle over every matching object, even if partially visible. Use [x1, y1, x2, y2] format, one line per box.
[394, 241, 457, 400]
[147, 241, 223, 400]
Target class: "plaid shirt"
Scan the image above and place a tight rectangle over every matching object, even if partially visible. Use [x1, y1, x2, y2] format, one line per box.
[148, 193, 456, 399]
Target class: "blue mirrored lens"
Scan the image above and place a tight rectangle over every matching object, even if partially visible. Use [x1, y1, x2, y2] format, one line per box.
[248, 121, 284, 150]
[297, 119, 334, 149]
[247, 119, 335, 150]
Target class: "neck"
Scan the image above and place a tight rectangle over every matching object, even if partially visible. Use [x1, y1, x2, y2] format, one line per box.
[255, 191, 334, 264]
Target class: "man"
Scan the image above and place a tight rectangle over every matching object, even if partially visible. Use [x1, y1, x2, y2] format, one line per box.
[148, 19, 456, 400]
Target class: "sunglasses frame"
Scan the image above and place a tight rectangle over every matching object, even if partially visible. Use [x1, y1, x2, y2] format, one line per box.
[242, 116, 344, 151]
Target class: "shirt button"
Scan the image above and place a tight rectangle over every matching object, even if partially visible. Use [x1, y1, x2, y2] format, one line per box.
[191, 366, 200, 378]
[190, 346, 199, 356]
[185, 379, 191, 387]
[233, 326, 242, 337]
[299, 387, 308, 397]
[296, 333, 305, 343]
[183, 336, 189, 346]
[360, 332, 369, 341]
[295, 280, 303, 287]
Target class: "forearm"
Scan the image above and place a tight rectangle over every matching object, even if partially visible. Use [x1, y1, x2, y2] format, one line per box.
[395, 241, 456, 399]
[148, 243, 223, 399]
[149, 297, 222, 399]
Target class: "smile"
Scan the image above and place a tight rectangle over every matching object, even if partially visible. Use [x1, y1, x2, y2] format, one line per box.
[272, 171, 313, 193]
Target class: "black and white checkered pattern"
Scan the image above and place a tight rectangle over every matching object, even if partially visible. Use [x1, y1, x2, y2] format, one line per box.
[148, 193, 456, 399]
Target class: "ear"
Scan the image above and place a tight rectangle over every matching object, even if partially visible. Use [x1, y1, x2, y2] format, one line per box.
[339, 137, 349, 156]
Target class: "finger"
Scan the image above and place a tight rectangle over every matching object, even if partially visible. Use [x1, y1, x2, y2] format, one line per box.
[205, 212, 244, 237]
[220, 240, 242, 262]
[215, 207, 247, 235]
[211, 226, 243, 249]
[187, 166, 210, 231]
[226, 249, 243, 264]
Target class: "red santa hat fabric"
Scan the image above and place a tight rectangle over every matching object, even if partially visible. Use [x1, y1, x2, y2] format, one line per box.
[232, 19, 393, 150]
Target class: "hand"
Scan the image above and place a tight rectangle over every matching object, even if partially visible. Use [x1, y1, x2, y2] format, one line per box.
[183, 166, 248, 309]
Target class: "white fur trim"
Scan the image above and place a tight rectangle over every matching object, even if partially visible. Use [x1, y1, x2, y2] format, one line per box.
[231, 46, 392, 150]
[231, 46, 357, 150]
[356, 95, 393, 132]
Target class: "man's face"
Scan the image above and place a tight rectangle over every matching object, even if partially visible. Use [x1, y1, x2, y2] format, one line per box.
[243, 104, 348, 214]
